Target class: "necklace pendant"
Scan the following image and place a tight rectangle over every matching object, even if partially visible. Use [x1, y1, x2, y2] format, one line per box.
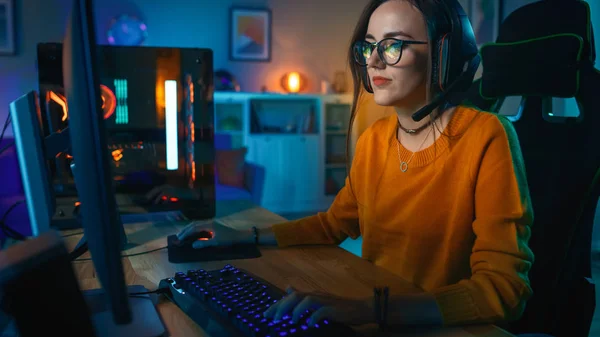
[406, 129, 416, 134]
[400, 162, 408, 172]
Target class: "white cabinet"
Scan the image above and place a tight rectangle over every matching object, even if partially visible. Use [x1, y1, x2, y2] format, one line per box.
[282, 135, 321, 210]
[245, 135, 288, 207]
[214, 92, 352, 214]
[246, 135, 321, 213]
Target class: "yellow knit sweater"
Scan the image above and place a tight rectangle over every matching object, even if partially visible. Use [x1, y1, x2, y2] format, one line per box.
[271, 106, 534, 326]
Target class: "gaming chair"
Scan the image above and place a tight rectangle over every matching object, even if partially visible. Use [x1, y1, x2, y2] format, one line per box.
[465, 1, 600, 336]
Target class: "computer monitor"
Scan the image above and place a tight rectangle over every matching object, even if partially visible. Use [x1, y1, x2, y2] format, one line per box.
[62, 0, 165, 335]
[9, 92, 55, 237]
[9, 90, 75, 236]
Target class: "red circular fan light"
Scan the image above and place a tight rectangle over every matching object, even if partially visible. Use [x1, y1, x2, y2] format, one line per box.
[100, 84, 117, 119]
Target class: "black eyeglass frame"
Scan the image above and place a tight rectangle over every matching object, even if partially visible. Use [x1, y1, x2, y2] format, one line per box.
[353, 38, 427, 66]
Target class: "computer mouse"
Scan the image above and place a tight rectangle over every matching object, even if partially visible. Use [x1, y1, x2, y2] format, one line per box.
[156, 195, 179, 205]
[176, 231, 214, 247]
[166, 231, 262, 263]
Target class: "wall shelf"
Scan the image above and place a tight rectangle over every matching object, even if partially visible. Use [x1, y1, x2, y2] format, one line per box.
[214, 92, 353, 213]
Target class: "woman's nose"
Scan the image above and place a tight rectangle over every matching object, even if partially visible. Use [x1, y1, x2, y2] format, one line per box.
[366, 50, 384, 68]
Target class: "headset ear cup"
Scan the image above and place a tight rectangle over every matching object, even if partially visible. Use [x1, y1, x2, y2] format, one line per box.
[430, 38, 441, 94]
[438, 33, 451, 92]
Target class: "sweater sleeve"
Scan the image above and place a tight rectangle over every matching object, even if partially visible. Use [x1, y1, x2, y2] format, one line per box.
[431, 115, 535, 326]
[271, 177, 361, 247]
[270, 133, 367, 247]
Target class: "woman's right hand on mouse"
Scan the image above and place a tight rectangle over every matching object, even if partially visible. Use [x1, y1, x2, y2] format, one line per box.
[176, 220, 253, 249]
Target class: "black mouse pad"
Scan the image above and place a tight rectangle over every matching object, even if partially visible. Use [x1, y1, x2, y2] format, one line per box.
[166, 235, 262, 263]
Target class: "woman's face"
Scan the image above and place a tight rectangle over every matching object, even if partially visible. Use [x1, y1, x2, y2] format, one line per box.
[365, 0, 430, 107]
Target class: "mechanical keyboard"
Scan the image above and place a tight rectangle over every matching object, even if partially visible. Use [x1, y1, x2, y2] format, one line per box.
[158, 264, 357, 337]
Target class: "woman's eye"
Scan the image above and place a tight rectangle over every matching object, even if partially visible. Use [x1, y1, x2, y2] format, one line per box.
[384, 44, 400, 58]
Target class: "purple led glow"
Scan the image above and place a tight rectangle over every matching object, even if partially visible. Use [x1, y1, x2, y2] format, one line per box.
[140, 23, 147, 31]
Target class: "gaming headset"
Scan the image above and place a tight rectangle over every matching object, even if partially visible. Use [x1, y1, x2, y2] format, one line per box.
[360, 0, 481, 121]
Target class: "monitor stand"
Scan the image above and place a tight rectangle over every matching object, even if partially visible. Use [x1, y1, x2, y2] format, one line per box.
[83, 285, 167, 337]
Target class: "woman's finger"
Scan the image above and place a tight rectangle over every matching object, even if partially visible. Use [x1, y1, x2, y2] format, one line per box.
[291, 295, 320, 324]
[191, 236, 217, 249]
[176, 222, 203, 240]
[264, 291, 301, 321]
[308, 306, 335, 327]
[263, 300, 278, 317]
[264, 286, 296, 319]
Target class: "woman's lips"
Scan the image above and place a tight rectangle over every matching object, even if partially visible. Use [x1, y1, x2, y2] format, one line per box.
[372, 76, 391, 86]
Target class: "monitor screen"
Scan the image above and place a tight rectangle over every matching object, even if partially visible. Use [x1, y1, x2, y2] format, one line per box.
[37, 43, 215, 205]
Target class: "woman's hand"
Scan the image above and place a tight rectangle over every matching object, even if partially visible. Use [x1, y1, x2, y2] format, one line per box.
[176, 220, 252, 249]
[264, 286, 374, 327]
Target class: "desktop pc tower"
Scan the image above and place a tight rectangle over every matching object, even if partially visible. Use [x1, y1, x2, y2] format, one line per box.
[35, 42, 216, 221]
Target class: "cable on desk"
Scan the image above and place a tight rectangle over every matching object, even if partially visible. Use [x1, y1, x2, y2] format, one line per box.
[0, 140, 14, 156]
[0, 113, 11, 145]
[0, 200, 27, 241]
[74, 246, 168, 262]
[62, 231, 84, 238]
[122, 246, 168, 257]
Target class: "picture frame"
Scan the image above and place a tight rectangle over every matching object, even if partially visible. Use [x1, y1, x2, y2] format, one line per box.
[0, 0, 15, 55]
[229, 7, 271, 62]
[469, 0, 503, 47]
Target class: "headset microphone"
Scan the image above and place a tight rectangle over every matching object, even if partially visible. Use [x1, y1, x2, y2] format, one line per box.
[412, 54, 480, 122]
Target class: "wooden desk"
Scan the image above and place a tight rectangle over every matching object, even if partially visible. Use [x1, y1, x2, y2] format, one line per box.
[63, 200, 514, 337]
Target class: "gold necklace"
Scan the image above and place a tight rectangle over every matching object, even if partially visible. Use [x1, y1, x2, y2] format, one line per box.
[396, 126, 433, 172]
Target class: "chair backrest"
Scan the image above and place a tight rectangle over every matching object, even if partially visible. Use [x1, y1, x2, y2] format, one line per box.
[465, 2, 600, 336]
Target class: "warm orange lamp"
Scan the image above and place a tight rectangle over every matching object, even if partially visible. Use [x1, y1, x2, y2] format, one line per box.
[281, 72, 306, 93]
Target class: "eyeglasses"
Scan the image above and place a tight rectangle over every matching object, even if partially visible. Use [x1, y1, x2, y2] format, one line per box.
[353, 38, 427, 66]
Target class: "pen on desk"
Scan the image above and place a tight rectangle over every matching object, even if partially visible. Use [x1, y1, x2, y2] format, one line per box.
[382, 286, 389, 331]
[374, 287, 382, 329]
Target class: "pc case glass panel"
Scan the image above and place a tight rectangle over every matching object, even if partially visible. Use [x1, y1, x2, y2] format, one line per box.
[37, 43, 215, 214]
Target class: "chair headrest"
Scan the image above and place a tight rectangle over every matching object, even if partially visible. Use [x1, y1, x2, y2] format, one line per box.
[478, 0, 595, 100]
[497, 0, 595, 62]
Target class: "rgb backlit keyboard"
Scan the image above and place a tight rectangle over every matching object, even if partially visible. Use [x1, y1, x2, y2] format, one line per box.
[158, 264, 357, 337]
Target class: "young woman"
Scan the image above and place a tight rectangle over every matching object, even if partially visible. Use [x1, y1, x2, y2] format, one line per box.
[178, 0, 534, 329]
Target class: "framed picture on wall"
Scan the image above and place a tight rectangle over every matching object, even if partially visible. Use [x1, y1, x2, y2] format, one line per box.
[469, 0, 503, 47]
[0, 0, 15, 55]
[229, 7, 271, 62]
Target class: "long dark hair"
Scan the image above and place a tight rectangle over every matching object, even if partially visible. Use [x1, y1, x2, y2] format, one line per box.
[345, 0, 446, 199]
